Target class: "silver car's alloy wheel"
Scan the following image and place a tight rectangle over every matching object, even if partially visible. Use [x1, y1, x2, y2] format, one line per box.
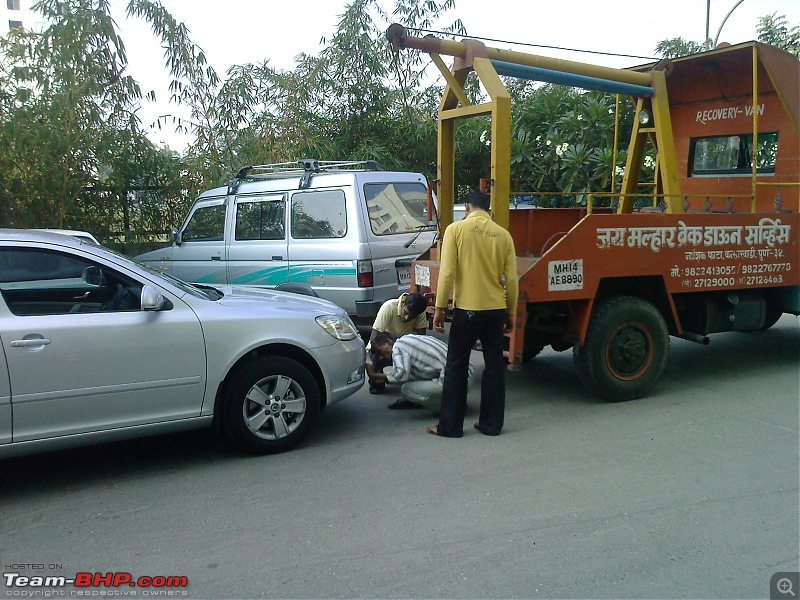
[243, 375, 306, 440]
[223, 356, 321, 454]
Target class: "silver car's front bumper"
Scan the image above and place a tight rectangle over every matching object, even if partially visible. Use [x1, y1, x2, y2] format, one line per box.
[311, 337, 366, 406]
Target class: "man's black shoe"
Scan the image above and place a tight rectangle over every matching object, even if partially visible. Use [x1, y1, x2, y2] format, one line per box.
[387, 398, 422, 410]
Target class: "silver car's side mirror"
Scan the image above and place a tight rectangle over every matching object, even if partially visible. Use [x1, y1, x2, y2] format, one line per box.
[141, 285, 166, 311]
[82, 266, 104, 287]
[172, 228, 182, 246]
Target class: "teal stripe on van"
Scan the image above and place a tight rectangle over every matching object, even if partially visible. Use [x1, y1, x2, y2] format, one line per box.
[288, 267, 356, 281]
[226, 266, 357, 286]
[229, 266, 289, 285]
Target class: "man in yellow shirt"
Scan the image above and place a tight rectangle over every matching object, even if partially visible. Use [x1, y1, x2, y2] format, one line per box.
[429, 189, 518, 437]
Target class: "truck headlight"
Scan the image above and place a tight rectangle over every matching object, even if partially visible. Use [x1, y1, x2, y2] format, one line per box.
[316, 315, 359, 341]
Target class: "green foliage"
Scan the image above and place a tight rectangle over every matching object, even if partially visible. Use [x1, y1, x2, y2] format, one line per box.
[655, 13, 799, 59]
[506, 86, 633, 205]
[0, 0, 187, 247]
[757, 13, 800, 57]
[6, 1, 795, 243]
[654, 37, 705, 59]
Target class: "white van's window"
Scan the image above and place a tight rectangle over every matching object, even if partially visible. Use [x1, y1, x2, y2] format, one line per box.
[364, 183, 432, 235]
[291, 190, 347, 239]
[182, 204, 226, 241]
[236, 198, 286, 240]
[689, 132, 778, 176]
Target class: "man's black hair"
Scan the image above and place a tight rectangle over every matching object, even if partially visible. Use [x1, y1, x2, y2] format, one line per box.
[464, 189, 490, 210]
[373, 331, 396, 347]
[404, 292, 427, 316]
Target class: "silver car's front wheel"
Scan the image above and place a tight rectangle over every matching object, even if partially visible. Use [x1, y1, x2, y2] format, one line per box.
[223, 356, 320, 454]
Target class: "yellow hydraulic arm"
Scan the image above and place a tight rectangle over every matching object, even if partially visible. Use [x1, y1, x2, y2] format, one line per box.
[386, 24, 683, 228]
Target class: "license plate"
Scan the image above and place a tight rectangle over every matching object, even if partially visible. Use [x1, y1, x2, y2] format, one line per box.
[397, 267, 412, 285]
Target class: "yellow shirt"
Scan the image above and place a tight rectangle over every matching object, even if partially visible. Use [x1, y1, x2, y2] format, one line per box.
[434, 209, 518, 314]
[367, 293, 428, 350]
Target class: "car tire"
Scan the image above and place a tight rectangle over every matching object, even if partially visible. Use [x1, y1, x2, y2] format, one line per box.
[573, 296, 669, 402]
[223, 356, 320, 454]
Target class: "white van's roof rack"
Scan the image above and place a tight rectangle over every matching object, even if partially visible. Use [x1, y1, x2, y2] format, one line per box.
[229, 159, 381, 192]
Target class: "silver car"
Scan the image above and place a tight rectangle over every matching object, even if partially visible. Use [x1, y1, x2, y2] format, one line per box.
[0, 230, 365, 458]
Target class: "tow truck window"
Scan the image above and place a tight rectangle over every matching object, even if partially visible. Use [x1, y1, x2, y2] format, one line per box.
[689, 132, 778, 176]
[364, 182, 433, 236]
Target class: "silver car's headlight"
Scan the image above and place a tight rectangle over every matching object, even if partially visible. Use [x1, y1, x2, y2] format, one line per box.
[316, 315, 359, 341]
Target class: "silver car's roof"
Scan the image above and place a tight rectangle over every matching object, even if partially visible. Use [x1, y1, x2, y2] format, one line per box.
[0, 228, 90, 246]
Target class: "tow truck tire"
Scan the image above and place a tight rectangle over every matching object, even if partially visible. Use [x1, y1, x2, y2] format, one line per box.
[573, 296, 669, 402]
[522, 337, 546, 362]
[759, 307, 783, 331]
[223, 356, 320, 454]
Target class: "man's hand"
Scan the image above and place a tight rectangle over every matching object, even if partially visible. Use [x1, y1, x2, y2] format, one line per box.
[370, 373, 387, 385]
[503, 314, 514, 333]
[366, 363, 387, 385]
[433, 307, 446, 333]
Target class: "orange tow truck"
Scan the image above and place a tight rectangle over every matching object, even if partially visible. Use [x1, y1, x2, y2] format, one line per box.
[387, 25, 799, 401]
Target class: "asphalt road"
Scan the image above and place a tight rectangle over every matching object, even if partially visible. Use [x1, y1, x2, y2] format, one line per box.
[2, 315, 798, 599]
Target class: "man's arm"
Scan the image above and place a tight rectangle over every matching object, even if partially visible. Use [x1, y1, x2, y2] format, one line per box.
[433, 225, 457, 332]
[366, 363, 387, 384]
[384, 346, 411, 384]
[368, 328, 380, 346]
[413, 310, 428, 335]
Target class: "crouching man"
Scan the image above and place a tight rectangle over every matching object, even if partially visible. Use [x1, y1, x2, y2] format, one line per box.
[367, 331, 473, 410]
[366, 292, 429, 394]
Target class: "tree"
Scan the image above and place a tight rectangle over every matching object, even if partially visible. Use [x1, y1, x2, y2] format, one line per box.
[0, 0, 189, 245]
[655, 14, 799, 59]
[654, 37, 705, 59]
[757, 13, 800, 57]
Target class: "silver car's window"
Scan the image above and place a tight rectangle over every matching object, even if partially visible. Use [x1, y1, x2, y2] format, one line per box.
[290, 189, 347, 239]
[0, 248, 143, 316]
[236, 197, 286, 240]
[364, 182, 433, 235]
[182, 203, 226, 241]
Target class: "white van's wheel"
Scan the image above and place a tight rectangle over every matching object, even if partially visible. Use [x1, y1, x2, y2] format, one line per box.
[223, 357, 320, 454]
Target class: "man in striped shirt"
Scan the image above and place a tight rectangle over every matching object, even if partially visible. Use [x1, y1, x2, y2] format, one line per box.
[367, 332, 473, 410]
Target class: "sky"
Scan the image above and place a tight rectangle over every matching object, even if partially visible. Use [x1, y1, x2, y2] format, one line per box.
[106, 0, 800, 150]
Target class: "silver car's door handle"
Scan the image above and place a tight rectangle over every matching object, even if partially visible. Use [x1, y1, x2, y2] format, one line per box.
[211, 256, 221, 261]
[11, 338, 52, 348]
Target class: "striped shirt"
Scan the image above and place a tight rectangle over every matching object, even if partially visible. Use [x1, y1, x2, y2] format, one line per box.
[384, 335, 473, 385]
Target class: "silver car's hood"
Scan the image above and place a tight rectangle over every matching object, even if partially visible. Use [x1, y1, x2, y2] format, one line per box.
[212, 285, 345, 315]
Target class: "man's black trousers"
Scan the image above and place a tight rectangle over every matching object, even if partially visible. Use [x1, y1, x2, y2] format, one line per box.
[438, 308, 507, 437]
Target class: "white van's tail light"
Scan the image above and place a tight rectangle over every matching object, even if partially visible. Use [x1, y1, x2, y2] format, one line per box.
[357, 259, 373, 287]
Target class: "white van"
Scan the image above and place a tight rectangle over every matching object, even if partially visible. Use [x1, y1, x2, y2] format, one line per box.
[136, 160, 437, 328]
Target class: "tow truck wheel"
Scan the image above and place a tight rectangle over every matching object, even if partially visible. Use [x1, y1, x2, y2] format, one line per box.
[759, 307, 783, 331]
[574, 296, 669, 402]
